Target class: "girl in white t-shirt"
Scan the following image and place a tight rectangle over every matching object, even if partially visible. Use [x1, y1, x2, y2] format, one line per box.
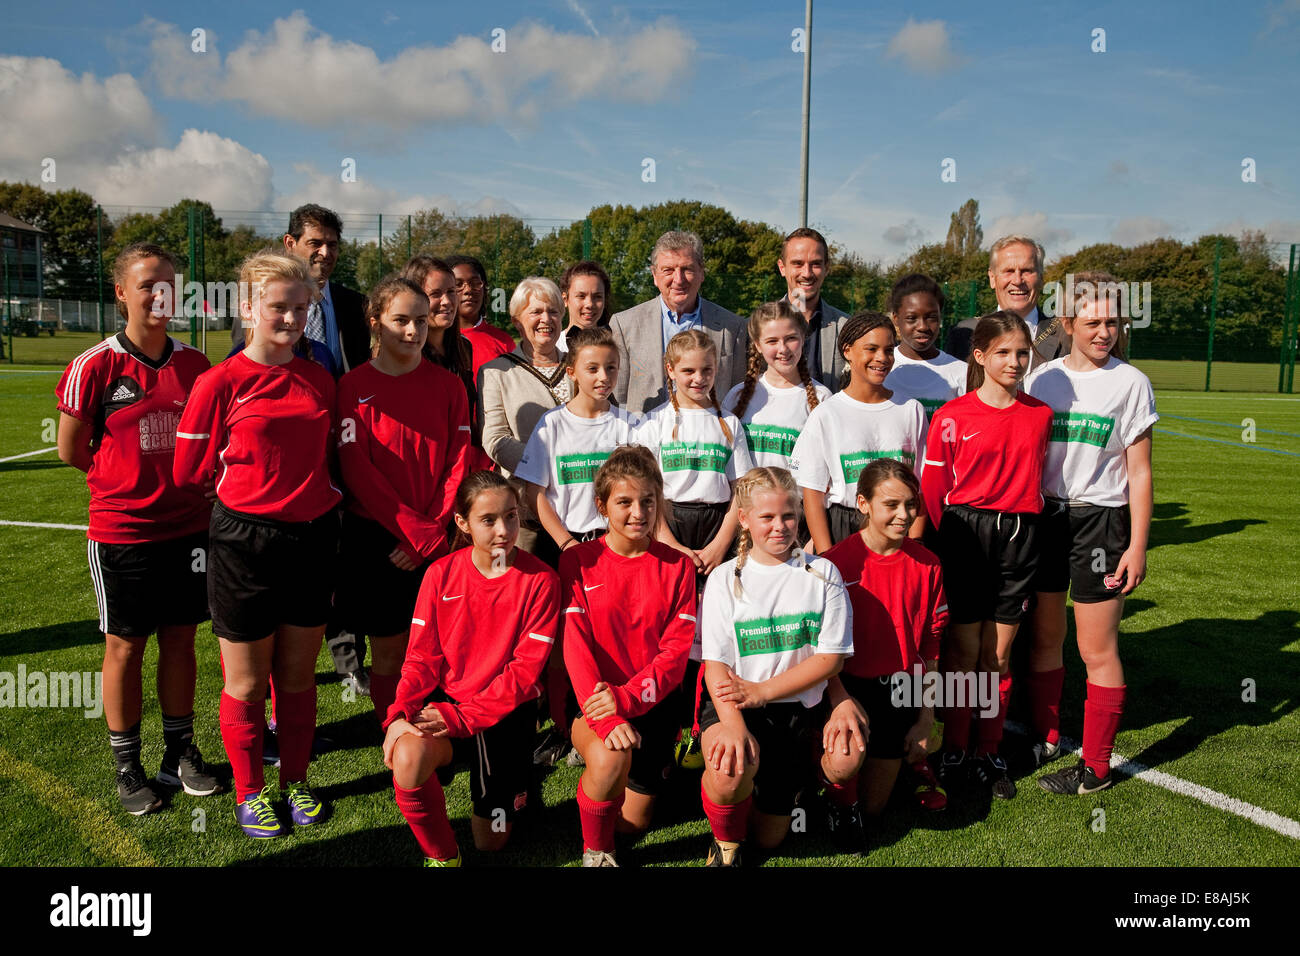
[641, 329, 755, 575]
[791, 312, 929, 553]
[884, 273, 967, 418]
[697, 466, 865, 865]
[517, 326, 640, 553]
[723, 301, 832, 471]
[1024, 272, 1157, 795]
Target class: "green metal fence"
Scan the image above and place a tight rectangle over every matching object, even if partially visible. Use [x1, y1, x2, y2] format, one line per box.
[2, 203, 1295, 394]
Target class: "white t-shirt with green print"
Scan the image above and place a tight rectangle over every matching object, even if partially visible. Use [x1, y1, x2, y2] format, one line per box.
[722, 375, 833, 470]
[514, 404, 640, 533]
[789, 391, 929, 506]
[885, 350, 967, 419]
[636, 402, 755, 504]
[701, 551, 853, 707]
[1025, 356, 1158, 507]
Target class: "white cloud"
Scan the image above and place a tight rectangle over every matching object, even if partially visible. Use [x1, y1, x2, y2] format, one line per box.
[84, 130, 274, 209]
[148, 13, 691, 131]
[1111, 216, 1175, 246]
[883, 220, 926, 246]
[279, 163, 523, 231]
[885, 19, 959, 75]
[0, 56, 159, 177]
[145, 18, 224, 101]
[989, 211, 1073, 250]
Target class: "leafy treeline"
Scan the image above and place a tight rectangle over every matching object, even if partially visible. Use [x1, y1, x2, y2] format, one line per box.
[0, 183, 1290, 354]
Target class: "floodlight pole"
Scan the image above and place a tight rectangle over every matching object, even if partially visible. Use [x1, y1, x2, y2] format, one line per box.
[798, 0, 813, 227]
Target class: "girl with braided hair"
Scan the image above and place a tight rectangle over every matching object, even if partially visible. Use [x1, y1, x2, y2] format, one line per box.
[791, 311, 929, 553]
[697, 467, 865, 865]
[722, 302, 831, 472]
[637, 330, 755, 764]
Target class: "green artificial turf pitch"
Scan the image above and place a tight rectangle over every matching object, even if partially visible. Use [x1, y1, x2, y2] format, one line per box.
[1, 368, 1297, 866]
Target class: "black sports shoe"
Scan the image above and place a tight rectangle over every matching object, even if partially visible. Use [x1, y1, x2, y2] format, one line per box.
[533, 727, 570, 767]
[1038, 761, 1113, 795]
[937, 750, 966, 790]
[158, 742, 223, 796]
[825, 800, 868, 856]
[973, 753, 1016, 799]
[705, 840, 743, 867]
[116, 763, 162, 815]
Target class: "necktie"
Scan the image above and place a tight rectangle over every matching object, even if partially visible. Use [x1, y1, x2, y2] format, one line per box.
[305, 301, 326, 345]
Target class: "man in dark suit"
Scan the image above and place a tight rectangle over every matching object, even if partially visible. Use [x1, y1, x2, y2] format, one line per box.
[230, 204, 369, 378]
[777, 226, 851, 391]
[945, 234, 1068, 371]
[609, 231, 748, 414]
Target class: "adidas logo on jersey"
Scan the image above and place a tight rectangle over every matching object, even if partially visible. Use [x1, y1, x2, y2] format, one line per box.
[111, 384, 136, 401]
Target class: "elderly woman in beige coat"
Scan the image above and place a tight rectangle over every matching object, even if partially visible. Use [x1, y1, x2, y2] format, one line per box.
[477, 276, 572, 563]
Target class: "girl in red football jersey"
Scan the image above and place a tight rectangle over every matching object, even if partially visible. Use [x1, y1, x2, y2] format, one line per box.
[921, 312, 1053, 800]
[382, 471, 559, 865]
[56, 242, 219, 815]
[174, 249, 341, 838]
[824, 459, 949, 826]
[562, 445, 697, 867]
[336, 275, 471, 727]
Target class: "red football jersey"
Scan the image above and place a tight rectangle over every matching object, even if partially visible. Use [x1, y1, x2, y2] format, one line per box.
[462, 320, 515, 379]
[385, 547, 560, 737]
[921, 390, 1052, 524]
[824, 533, 948, 679]
[336, 360, 471, 562]
[561, 538, 697, 741]
[173, 350, 341, 523]
[56, 333, 211, 543]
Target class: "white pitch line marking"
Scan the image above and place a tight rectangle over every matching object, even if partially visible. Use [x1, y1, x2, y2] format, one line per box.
[0, 446, 58, 463]
[1006, 720, 1300, 840]
[0, 519, 89, 531]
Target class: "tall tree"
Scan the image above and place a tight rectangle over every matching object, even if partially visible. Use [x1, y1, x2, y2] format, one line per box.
[944, 198, 983, 257]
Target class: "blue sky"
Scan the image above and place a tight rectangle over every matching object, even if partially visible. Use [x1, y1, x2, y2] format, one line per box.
[2, 0, 1298, 263]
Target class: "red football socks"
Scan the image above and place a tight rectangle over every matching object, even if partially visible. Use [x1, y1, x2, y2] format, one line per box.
[219, 692, 265, 802]
[1029, 667, 1065, 746]
[976, 673, 1013, 757]
[395, 777, 459, 861]
[275, 686, 316, 785]
[822, 770, 858, 808]
[576, 778, 623, 853]
[1083, 682, 1126, 779]
[701, 782, 752, 844]
[369, 672, 399, 726]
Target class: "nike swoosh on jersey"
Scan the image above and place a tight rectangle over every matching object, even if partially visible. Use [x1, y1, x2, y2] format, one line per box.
[961, 432, 980, 440]
[173, 400, 187, 406]
[584, 584, 604, 591]
[235, 393, 256, 404]
[441, 594, 463, 601]
[844, 579, 861, 587]
[359, 395, 375, 403]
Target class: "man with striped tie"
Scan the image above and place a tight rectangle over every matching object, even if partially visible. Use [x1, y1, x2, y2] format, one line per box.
[229, 204, 369, 378]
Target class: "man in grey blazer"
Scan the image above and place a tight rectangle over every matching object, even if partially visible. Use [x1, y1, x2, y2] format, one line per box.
[946, 234, 1068, 371]
[778, 226, 851, 392]
[610, 231, 748, 414]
